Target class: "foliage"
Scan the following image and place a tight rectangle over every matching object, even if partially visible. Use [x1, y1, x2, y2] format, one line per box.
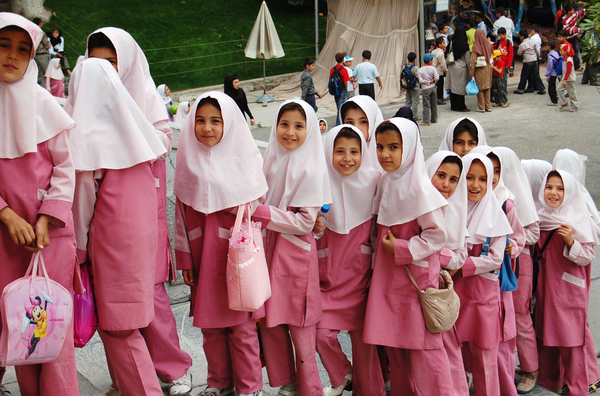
[579, 2, 600, 64]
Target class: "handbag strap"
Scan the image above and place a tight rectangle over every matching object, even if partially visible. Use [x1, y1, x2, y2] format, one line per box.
[28, 251, 53, 296]
[404, 266, 422, 293]
[231, 203, 254, 245]
[536, 229, 557, 260]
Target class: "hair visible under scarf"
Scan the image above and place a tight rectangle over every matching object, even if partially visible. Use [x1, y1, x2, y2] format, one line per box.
[439, 117, 487, 152]
[452, 26, 470, 60]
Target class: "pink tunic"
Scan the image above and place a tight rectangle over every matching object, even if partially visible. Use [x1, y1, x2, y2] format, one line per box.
[535, 231, 594, 347]
[363, 209, 447, 349]
[512, 222, 540, 313]
[46, 77, 66, 99]
[152, 159, 175, 284]
[316, 219, 373, 331]
[175, 200, 263, 328]
[73, 162, 157, 331]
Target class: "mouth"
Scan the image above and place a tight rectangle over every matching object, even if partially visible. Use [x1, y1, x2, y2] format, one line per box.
[282, 137, 297, 144]
[339, 163, 354, 169]
[3, 64, 16, 71]
[468, 189, 481, 196]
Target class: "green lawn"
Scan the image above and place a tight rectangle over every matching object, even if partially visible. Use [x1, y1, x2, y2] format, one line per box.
[43, 0, 327, 91]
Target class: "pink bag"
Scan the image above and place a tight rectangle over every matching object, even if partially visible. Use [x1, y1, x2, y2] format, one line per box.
[72, 263, 97, 348]
[227, 203, 271, 312]
[0, 251, 73, 366]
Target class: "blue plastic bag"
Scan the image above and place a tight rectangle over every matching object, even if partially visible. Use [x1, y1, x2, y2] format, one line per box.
[480, 236, 518, 292]
[466, 77, 479, 95]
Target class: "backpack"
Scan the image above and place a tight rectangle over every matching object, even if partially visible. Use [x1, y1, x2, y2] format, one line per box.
[328, 66, 344, 96]
[554, 55, 564, 75]
[400, 64, 417, 90]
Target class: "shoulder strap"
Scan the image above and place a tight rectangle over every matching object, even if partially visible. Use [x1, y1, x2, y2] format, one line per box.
[537, 229, 558, 258]
[481, 237, 492, 256]
[404, 266, 422, 293]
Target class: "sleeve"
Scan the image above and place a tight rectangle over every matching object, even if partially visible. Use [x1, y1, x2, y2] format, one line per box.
[392, 209, 448, 265]
[417, 68, 427, 84]
[506, 204, 526, 257]
[440, 244, 468, 270]
[518, 42, 525, 56]
[507, 42, 514, 67]
[462, 236, 505, 277]
[564, 60, 573, 80]
[440, 53, 448, 72]
[300, 73, 309, 98]
[564, 240, 595, 266]
[545, 55, 555, 77]
[45, 77, 51, 91]
[49, 43, 56, 55]
[72, 170, 100, 263]
[153, 119, 173, 156]
[493, 21, 500, 37]
[58, 38, 65, 52]
[373, 65, 380, 78]
[174, 198, 194, 270]
[0, 195, 7, 212]
[253, 205, 319, 236]
[240, 92, 254, 120]
[341, 67, 350, 83]
[524, 222, 540, 246]
[38, 131, 76, 228]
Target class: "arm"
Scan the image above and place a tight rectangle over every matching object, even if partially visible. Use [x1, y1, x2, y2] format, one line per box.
[545, 55, 555, 78]
[300, 73, 309, 98]
[240, 92, 254, 122]
[153, 120, 173, 155]
[46, 77, 51, 91]
[524, 222, 540, 246]
[564, 240, 595, 266]
[507, 42, 514, 66]
[390, 209, 448, 265]
[506, 204, 526, 257]
[518, 42, 525, 56]
[440, 244, 468, 270]
[72, 170, 99, 263]
[564, 60, 573, 80]
[462, 236, 505, 277]
[252, 204, 319, 236]
[174, 199, 196, 286]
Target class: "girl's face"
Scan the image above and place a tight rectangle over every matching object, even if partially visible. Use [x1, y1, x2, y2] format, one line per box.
[165, 85, 171, 96]
[376, 131, 403, 172]
[0, 28, 33, 83]
[195, 103, 224, 147]
[343, 108, 369, 140]
[490, 157, 501, 189]
[52, 29, 59, 38]
[89, 47, 118, 72]
[431, 162, 461, 199]
[544, 175, 565, 208]
[232, 79, 240, 89]
[276, 109, 307, 151]
[332, 137, 361, 176]
[453, 131, 477, 157]
[466, 161, 488, 202]
[319, 121, 327, 134]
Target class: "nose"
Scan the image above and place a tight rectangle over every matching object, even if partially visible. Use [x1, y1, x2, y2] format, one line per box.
[343, 152, 352, 161]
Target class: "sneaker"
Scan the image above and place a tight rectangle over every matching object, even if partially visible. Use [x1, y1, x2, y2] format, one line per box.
[169, 369, 192, 395]
[547, 102, 558, 106]
[323, 371, 352, 396]
[516, 370, 538, 393]
[591, 82, 600, 87]
[0, 384, 11, 396]
[104, 385, 121, 396]
[277, 383, 299, 396]
[493, 103, 503, 107]
[559, 104, 570, 111]
[476, 109, 485, 113]
[501, 101, 511, 108]
[485, 108, 492, 112]
[513, 90, 524, 94]
[569, 107, 578, 112]
[198, 388, 234, 396]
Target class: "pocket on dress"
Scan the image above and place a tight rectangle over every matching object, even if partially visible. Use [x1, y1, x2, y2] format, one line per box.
[273, 234, 312, 279]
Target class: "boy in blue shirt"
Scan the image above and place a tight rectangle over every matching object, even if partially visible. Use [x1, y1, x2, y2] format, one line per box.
[355, 50, 382, 100]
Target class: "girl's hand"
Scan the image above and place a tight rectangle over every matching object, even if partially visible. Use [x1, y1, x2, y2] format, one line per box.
[25, 215, 51, 252]
[182, 269, 196, 287]
[382, 229, 396, 255]
[312, 217, 325, 234]
[562, 80, 567, 86]
[505, 242, 513, 256]
[557, 223, 574, 247]
[0, 207, 36, 247]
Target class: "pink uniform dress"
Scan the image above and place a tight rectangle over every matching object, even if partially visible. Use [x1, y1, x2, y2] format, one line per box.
[315, 125, 384, 396]
[44, 58, 65, 98]
[534, 169, 599, 395]
[453, 153, 513, 396]
[255, 99, 331, 396]
[174, 91, 269, 395]
[363, 118, 454, 396]
[66, 58, 168, 396]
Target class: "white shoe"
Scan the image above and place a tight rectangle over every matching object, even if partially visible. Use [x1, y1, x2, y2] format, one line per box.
[323, 371, 352, 396]
[0, 384, 11, 396]
[104, 385, 121, 396]
[170, 369, 192, 395]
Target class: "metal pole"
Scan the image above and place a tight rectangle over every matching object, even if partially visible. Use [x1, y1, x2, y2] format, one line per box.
[315, 0, 319, 57]
[263, 55, 266, 94]
[419, 0, 425, 62]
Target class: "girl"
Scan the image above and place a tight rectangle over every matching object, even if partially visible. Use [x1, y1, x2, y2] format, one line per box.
[470, 29, 493, 113]
[439, 117, 487, 156]
[174, 92, 268, 396]
[157, 83, 175, 121]
[521, 159, 552, 211]
[453, 153, 512, 396]
[44, 57, 65, 98]
[363, 118, 454, 395]
[66, 57, 168, 396]
[0, 13, 78, 395]
[446, 26, 471, 112]
[339, 95, 384, 172]
[175, 101, 190, 125]
[48, 27, 68, 71]
[315, 125, 384, 396]
[86, 28, 193, 396]
[252, 99, 331, 396]
[536, 170, 599, 395]
[224, 74, 255, 126]
[318, 118, 328, 141]
[425, 151, 470, 396]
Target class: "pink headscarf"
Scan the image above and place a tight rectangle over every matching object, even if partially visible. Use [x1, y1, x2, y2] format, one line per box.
[472, 28, 493, 62]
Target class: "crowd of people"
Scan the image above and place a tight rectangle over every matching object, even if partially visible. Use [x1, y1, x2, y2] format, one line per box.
[1, 10, 599, 396]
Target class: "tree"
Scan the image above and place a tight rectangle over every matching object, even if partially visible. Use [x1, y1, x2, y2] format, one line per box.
[10, 0, 52, 22]
[579, 2, 600, 66]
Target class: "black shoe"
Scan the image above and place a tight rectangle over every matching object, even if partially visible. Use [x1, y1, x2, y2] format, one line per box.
[513, 90, 524, 94]
[524, 89, 535, 93]
[537, 91, 547, 95]
[582, 81, 589, 85]
[591, 82, 600, 86]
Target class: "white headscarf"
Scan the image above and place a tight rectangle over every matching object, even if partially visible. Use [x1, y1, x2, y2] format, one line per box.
[492, 147, 539, 227]
[373, 118, 447, 227]
[521, 159, 552, 212]
[174, 101, 190, 125]
[318, 118, 328, 142]
[86, 27, 167, 125]
[64, 58, 167, 171]
[471, 145, 515, 208]
[439, 117, 487, 152]
[339, 95, 384, 172]
[0, 13, 75, 159]
[174, 91, 268, 214]
[538, 169, 599, 245]
[324, 125, 381, 234]
[461, 153, 513, 246]
[44, 58, 64, 80]
[263, 99, 332, 210]
[425, 151, 469, 249]
[156, 83, 172, 105]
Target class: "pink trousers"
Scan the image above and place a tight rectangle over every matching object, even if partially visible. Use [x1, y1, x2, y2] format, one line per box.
[139, 283, 193, 382]
[315, 328, 386, 396]
[515, 312, 538, 372]
[538, 342, 588, 396]
[13, 325, 79, 396]
[462, 342, 500, 396]
[498, 337, 518, 396]
[586, 325, 600, 385]
[261, 323, 323, 396]
[99, 328, 163, 395]
[201, 319, 263, 395]
[442, 330, 469, 396]
[386, 346, 454, 396]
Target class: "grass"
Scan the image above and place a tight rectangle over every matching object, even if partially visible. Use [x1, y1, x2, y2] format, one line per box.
[42, 0, 327, 91]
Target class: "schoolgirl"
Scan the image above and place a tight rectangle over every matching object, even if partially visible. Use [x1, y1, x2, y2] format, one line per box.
[251, 99, 331, 396]
[425, 151, 470, 396]
[535, 169, 599, 395]
[44, 57, 65, 98]
[521, 159, 552, 212]
[363, 118, 454, 395]
[86, 27, 193, 395]
[439, 117, 487, 156]
[0, 13, 78, 395]
[66, 57, 168, 395]
[315, 125, 384, 396]
[174, 91, 268, 396]
[157, 83, 175, 121]
[174, 101, 190, 125]
[453, 153, 512, 396]
[318, 118, 328, 141]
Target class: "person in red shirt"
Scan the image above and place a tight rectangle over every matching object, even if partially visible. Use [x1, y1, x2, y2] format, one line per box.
[493, 27, 513, 106]
[330, 52, 351, 125]
[491, 49, 509, 107]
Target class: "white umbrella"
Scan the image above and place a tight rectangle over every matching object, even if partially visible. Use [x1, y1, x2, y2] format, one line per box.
[245, 1, 285, 103]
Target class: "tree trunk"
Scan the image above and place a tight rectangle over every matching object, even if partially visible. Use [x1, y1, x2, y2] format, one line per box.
[10, 0, 52, 22]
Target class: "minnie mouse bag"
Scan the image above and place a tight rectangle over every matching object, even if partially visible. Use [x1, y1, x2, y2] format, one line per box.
[0, 251, 73, 366]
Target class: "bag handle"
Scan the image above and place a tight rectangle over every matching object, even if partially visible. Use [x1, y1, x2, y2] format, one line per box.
[231, 203, 253, 245]
[27, 251, 53, 296]
[535, 229, 557, 261]
[404, 266, 422, 293]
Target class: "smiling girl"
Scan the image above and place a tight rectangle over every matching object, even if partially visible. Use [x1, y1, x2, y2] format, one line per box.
[439, 117, 487, 157]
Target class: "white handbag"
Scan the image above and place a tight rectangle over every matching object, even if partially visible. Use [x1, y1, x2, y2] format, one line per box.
[476, 56, 487, 67]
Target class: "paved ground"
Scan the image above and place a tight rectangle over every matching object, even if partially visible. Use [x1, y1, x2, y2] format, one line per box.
[3, 62, 600, 395]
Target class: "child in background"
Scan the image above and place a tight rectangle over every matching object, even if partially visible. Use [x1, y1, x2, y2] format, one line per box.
[252, 100, 331, 396]
[493, 27, 514, 98]
[174, 92, 268, 396]
[432, 37, 448, 105]
[453, 153, 513, 396]
[0, 13, 78, 395]
[45, 57, 65, 98]
[364, 118, 454, 395]
[545, 41, 561, 106]
[402, 52, 420, 120]
[319, 118, 328, 141]
[491, 50, 509, 107]
[439, 117, 487, 156]
[466, 19, 477, 51]
[558, 44, 578, 112]
[418, 53, 439, 126]
[315, 125, 384, 396]
[174, 101, 191, 125]
[343, 55, 357, 99]
[157, 84, 175, 122]
[301, 58, 321, 113]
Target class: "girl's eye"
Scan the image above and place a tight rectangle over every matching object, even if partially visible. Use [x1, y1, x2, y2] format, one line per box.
[390, 145, 398, 150]
[361, 120, 368, 124]
[450, 177, 458, 183]
[437, 173, 445, 179]
[351, 150, 360, 154]
[466, 175, 472, 180]
[376, 144, 383, 150]
[346, 120, 355, 125]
